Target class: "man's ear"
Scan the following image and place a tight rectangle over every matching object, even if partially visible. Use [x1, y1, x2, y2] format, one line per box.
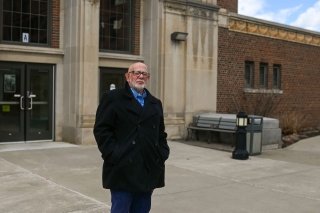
[125, 72, 130, 81]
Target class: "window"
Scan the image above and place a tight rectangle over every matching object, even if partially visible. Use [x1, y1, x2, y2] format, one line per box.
[99, 0, 133, 52]
[273, 64, 281, 89]
[259, 63, 268, 88]
[1, 0, 50, 45]
[244, 61, 254, 88]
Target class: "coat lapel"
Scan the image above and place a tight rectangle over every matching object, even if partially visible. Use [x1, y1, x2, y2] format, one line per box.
[123, 82, 158, 122]
[140, 93, 158, 122]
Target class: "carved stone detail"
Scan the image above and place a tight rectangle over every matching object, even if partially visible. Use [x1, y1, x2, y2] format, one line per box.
[186, 6, 215, 19]
[164, 1, 217, 20]
[164, 2, 187, 13]
[247, 23, 258, 33]
[229, 17, 320, 47]
[87, 0, 99, 5]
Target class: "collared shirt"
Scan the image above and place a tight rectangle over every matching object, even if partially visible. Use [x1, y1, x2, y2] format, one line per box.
[130, 88, 147, 107]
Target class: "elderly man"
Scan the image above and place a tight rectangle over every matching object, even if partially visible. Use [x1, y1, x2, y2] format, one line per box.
[93, 62, 170, 213]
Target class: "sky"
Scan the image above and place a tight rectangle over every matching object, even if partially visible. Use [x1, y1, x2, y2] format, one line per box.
[238, 0, 320, 32]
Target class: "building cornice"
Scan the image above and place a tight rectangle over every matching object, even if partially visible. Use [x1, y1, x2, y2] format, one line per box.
[229, 13, 320, 47]
[163, 0, 220, 20]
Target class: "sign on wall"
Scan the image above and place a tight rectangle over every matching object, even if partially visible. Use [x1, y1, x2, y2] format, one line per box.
[22, 33, 29, 43]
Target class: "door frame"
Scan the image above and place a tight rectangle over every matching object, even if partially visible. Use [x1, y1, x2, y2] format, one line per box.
[0, 61, 55, 143]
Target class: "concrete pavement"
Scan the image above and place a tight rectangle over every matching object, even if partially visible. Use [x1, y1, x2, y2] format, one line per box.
[0, 136, 320, 213]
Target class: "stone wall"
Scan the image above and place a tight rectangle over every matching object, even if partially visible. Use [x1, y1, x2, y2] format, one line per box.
[156, 0, 220, 139]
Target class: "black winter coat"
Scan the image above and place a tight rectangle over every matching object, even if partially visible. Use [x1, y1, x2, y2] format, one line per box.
[93, 83, 170, 192]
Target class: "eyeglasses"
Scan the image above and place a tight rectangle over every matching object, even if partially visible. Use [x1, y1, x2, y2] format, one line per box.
[129, 71, 150, 77]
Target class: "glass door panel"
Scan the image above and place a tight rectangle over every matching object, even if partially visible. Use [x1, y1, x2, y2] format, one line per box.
[0, 63, 25, 142]
[26, 64, 53, 141]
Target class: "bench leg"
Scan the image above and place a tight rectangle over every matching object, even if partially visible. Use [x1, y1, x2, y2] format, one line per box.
[207, 132, 211, 143]
[195, 130, 200, 141]
[186, 129, 190, 141]
[186, 129, 197, 141]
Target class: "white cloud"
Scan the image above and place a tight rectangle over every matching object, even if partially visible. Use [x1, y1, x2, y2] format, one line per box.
[276, 5, 302, 23]
[238, 0, 266, 16]
[239, 0, 302, 24]
[291, 1, 320, 31]
[238, 0, 320, 32]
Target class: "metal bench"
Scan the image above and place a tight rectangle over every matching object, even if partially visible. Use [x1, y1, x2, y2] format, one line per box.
[187, 115, 237, 143]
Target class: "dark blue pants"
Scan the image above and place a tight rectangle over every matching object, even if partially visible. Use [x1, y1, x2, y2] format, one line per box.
[110, 190, 152, 213]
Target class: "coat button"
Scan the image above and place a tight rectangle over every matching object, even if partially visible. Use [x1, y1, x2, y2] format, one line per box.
[132, 141, 136, 145]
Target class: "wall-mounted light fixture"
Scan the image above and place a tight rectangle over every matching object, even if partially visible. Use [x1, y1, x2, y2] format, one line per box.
[171, 32, 188, 41]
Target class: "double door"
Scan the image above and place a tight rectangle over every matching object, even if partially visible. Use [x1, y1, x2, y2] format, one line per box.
[0, 62, 54, 142]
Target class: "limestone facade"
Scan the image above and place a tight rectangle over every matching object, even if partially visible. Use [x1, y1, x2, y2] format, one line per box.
[1, 0, 319, 144]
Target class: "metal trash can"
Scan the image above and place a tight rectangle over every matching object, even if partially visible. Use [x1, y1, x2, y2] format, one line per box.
[246, 115, 263, 155]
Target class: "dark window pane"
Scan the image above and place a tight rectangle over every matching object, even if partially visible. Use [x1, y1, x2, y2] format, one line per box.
[22, 0, 31, 13]
[259, 71, 264, 86]
[40, 1, 47, 15]
[12, 27, 21, 41]
[3, 27, 12, 40]
[39, 16, 47, 29]
[3, 12, 12, 26]
[3, 0, 13, 11]
[123, 39, 130, 50]
[273, 70, 277, 87]
[13, 0, 22, 12]
[39, 30, 47, 43]
[116, 38, 124, 50]
[12, 12, 21, 27]
[273, 65, 281, 89]
[259, 63, 268, 88]
[21, 28, 30, 34]
[31, 15, 39, 28]
[31, 0, 40, 14]
[22, 14, 30, 28]
[245, 62, 254, 88]
[30, 29, 39, 42]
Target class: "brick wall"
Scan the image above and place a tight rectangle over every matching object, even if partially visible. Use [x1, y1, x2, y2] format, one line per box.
[133, 0, 141, 55]
[217, 0, 238, 13]
[218, 27, 320, 127]
[51, 0, 60, 48]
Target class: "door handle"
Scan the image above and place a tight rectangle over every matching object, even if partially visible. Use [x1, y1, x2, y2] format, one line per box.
[27, 93, 37, 110]
[14, 94, 25, 110]
[20, 96, 25, 110]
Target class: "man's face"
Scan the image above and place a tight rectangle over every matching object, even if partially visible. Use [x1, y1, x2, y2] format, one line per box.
[126, 63, 150, 93]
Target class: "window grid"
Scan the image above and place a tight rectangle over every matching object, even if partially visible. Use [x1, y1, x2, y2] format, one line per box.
[244, 61, 254, 88]
[273, 65, 281, 89]
[99, 0, 133, 52]
[259, 63, 268, 88]
[1, 0, 49, 45]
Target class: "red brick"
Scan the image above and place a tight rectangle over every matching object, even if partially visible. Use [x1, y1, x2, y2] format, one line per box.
[218, 27, 320, 127]
[217, 0, 238, 13]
